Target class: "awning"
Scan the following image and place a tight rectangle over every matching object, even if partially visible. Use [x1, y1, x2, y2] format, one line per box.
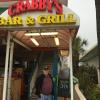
[0, 8, 7, 14]
[0, 3, 80, 50]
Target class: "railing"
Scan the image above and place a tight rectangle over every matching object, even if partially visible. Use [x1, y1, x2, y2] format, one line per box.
[74, 84, 86, 100]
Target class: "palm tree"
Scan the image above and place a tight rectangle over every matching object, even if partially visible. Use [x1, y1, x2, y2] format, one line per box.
[72, 36, 88, 73]
[95, 0, 100, 70]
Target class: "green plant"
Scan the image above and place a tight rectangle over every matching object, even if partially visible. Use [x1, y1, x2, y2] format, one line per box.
[87, 87, 100, 100]
[75, 65, 98, 99]
[72, 36, 88, 73]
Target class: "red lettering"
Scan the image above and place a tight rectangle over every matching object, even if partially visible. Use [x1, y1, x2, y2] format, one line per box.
[8, 5, 16, 16]
[39, 0, 46, 10]
[7, 0, 63, 16]
[53, 0, 62, 14]
[16, 1, 24, 14]
[47, 0, 53, 13]
[32, 0, 38, 10]
[8, 6, 13, 16]
[24, 0, 31, 11]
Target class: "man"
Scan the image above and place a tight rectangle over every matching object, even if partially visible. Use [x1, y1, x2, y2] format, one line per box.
[35, 66, 54, 100]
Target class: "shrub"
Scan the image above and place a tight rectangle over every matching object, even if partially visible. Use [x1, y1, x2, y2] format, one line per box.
[74, 65, 98, 99]
[88, 87, 100, 100]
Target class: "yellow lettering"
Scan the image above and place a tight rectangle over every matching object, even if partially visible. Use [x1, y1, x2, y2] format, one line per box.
[5, 17, 13, 25]
[66, 14, 76, 23]
[37, 16, 47, 24]
[26, 16, 35, 25]
[56, 14, 65, 23]
[0, 14, 77, 26]
[37, 15, 68, 24]
[13, 16, 22, 25]
[0, 17, 5, 25]
[46, 15, 55, 24]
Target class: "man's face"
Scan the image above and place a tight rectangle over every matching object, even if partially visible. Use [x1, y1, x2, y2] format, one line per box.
[43, 69, 49, 75]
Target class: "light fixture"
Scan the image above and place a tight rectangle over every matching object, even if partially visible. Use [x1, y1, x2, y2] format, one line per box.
[25, 32, 58, 36]
[31, 38, 39, 46]
[54, 37, 59, 46]
[25, 33, 40, 36]
[41, 32, 58, 35]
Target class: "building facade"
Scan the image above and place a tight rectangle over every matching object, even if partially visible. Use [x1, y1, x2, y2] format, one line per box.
[80, 45, 100, 84]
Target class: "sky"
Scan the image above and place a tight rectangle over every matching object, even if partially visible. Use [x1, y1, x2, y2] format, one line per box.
[68, 0, 97, 50]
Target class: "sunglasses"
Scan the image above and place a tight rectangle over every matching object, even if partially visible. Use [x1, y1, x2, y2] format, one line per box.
[44, 68, 49, 70]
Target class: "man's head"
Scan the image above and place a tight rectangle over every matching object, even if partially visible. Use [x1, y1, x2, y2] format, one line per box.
[43, 66, 50, 76]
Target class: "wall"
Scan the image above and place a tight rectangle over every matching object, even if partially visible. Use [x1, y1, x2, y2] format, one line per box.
[86, 56, 99, 68]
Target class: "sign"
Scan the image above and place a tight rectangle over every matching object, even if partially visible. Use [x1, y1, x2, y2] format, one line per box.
[8, 0, 63, 16]
[0, 14, 76, 26]
[0, 1, 80, 29]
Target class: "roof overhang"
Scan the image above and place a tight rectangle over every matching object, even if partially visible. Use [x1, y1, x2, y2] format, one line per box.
[80, 45, 98, 62]
[0, 1, 80, 50]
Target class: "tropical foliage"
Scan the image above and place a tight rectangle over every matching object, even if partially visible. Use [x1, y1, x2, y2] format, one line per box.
[72, 36, 88, 73]
[75, 65, 99, 100]
[72, 36, 100, 99]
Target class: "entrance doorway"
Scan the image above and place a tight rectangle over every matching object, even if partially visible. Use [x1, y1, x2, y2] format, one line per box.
[0, 1, 80, 99]
[0, 28, 74, 100]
